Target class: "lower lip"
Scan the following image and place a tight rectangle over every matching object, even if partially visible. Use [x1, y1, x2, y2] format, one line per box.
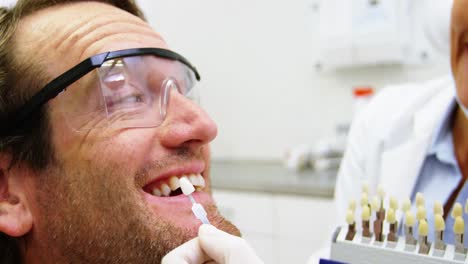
[142, 190, 211, 205]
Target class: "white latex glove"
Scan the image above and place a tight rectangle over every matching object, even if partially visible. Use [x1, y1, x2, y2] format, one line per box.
[162, 224, 264, 264]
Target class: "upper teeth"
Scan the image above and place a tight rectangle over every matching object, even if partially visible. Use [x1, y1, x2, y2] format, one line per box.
[151, 173, 205, 197]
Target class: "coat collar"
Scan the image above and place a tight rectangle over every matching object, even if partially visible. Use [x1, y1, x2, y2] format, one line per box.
[379, 84, 455, 204]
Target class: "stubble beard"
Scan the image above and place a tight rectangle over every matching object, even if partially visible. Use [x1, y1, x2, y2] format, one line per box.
[34, 153, 239, 264]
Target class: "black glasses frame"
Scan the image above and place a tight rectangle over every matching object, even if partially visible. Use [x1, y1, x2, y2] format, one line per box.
[0, 48, 201, 135]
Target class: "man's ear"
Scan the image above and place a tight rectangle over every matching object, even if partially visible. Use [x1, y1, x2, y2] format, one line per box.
[0, 154, 33, 237]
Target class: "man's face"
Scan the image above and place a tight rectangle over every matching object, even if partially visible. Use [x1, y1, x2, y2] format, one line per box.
[15, 2, 239, 263]
[451, 0, 468, 105]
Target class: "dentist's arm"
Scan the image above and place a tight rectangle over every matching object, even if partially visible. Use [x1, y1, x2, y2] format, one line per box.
[162, 224, 264, 264]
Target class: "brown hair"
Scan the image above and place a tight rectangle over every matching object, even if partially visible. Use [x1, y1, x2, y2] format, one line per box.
[0, 1, 146, 262]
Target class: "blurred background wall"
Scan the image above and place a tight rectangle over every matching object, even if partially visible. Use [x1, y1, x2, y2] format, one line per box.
[136, 0, 452, 161]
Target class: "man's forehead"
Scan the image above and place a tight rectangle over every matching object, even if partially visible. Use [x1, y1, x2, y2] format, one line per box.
[14, 2, 167, 73]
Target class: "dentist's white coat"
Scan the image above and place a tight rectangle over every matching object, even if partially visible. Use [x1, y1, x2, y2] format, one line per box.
[334, 74, 455, 226]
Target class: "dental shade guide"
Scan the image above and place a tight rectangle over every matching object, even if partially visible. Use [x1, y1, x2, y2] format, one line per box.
[404, 210, 417, 250]
[451, 203, 463, 219]
[360, 193, 369, 209]
[377, 185, 386, 218]
[371, 196, 384, 242]
[417, 205, 427, 222]
[401, 198, 411, 214]
[361, 205, 372, 242]
[418, 219, 430, 255]
[453, 216, 467, 259]
[415, 192, 425, 208]
[179, 177, 210, 225]
[345, 210, 356, 241]
[434, 201, 444, 216]
[434, 214, 446, 256]
[348, 199, 356, 213]
[330, 190, 468, 264]
[386, 208, 398, 244]
[389, 196, 398, 212]
[362, 182, 369, 195]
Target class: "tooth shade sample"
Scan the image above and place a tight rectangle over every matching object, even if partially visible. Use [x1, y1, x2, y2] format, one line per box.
[360, 193, 368, 207]
[434, 214, 445, 231]
[416, 206, 426, 220]
[348, 199, 356, 212]
[377, 185, 385, 199]
[405, 211, 415, 226]
[362, 182, 369, 194]
[402, 198, 411, 212]
[386, 208, 396, 223]
[160, 183, 171, 196]
[180, 176, 195, 195]
[454, 216, 465, 235]
[371, 196, 381, 211]
[169, 176, 180, 190]
[346, 209, 354, 225]
[389, 196, 398, 211]
[465, 199, 468, 214]
[415, 192, 425, 207]
[418, 219, 429, 236]
[433, 201, 444, 216]
[362, 205, 371, 221]
[451, 203, 463, 219]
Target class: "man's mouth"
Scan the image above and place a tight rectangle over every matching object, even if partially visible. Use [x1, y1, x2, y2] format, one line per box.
[143, 174, 205, 197]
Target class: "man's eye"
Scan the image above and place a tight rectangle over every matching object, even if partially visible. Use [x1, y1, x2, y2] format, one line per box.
[122, 94, 144, 104]
[106, 93, 147, 110]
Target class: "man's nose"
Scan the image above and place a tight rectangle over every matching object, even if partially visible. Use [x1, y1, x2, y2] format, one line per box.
[158, 90, 217, 150]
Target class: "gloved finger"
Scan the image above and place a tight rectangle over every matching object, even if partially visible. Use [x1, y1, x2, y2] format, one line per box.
[162, 237, 213, 264]
[198, 224, 264, 264]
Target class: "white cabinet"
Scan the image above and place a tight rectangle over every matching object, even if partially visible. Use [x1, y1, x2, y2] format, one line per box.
[213, 189, 336, 264]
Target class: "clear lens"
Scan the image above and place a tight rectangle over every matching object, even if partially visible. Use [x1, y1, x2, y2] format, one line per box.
[60, 55, 198, 131]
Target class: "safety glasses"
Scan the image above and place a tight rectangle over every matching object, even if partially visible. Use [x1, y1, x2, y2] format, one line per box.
[1, 48, 201, 134]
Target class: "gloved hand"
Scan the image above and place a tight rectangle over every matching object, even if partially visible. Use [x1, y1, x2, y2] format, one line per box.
[162, 224, 264, 264]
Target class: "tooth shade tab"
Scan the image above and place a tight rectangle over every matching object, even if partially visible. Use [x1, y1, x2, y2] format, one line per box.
[434, 214, 445, 231]
[377, 185, 385, 199]
[454, 216, 465, 235]
[346, 209, 355, 225]
[180, 177, 195, 195]
[371, 196, 381, 211]
[389, 196, 398, 211]
[465, 199, 468, 214]
[362, 205, 371, 221]
[415, 192, 425, 207]
[362, 182, 369, 194]
[386, 208, 396, 223]
[452, 203, 463, 219]
[418, 219, 429, 236]
[406, 211, 415, 226]
[360, 193, 368, 207]
[416, 206, 426, 220]
[433, 201, 444, 216]
[348, 200, 356, 212]
[402, 198, 411, 212]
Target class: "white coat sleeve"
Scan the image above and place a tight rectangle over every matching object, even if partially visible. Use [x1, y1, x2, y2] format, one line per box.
[334, 102, 374, 226]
